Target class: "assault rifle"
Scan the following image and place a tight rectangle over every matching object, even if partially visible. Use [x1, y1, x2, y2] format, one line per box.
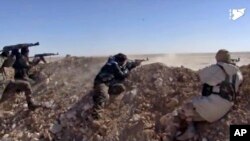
[31, 53, 59, 66]
[134, 57, 149, 63]
[125, 57, 149, 69]
[1, 42, 39, 52]
[230, 57, 240, 66]
[231, 57, 240, 63]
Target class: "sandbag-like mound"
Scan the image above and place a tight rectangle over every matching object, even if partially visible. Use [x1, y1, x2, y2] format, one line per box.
[0, 57, 249, 141]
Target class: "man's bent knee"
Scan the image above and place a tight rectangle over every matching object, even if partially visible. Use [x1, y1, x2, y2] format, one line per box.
[179, 102, 205, 122]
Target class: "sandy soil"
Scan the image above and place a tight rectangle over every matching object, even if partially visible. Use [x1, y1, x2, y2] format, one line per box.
[128, 52, 250, 70]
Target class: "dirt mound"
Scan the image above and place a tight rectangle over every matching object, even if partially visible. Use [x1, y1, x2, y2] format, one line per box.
[0, 57, 249, 141]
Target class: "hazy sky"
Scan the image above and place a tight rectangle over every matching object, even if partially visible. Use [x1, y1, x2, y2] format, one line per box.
[0, 0, 249, 56]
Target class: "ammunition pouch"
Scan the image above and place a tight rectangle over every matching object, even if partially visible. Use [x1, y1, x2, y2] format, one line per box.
[202, 83, 234, 102]
[202, 82, 235, 102]
[201, 83, 213, 97]
[201, 64, 237, 102]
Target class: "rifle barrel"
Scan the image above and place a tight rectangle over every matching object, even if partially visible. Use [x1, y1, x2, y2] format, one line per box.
[34, 53, 59, 57]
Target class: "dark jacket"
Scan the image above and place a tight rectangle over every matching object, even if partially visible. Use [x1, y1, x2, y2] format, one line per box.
[94, 56, 137, 86]
[13, 53, 30, 80]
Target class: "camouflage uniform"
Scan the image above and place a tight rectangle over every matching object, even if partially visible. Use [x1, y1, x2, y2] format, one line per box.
[92, 55, 138, 119]
[0, 80, 33, 107]
[1, 49, 39, 110]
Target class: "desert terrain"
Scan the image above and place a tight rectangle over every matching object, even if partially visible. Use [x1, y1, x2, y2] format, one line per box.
[0, 52, 249, 141]
[128, 52, 250, 70]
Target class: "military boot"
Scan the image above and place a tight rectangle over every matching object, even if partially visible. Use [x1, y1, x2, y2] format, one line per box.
[175, 123, 196, 141]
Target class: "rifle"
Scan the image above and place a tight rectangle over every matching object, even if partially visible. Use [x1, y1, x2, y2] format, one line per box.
[34, 52, 59, 58]
[231, 57, 240, 63]
[126, 57, 149, 68]
[230, 57, 240, 66]
[122, 57, 149, 72]
[135, 57, 149, 63]
[30, 53, 59, 66]
[1, 42, 39, 52]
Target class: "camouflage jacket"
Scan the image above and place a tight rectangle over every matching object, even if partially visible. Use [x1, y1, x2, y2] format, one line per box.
[94, 57, 137, 86]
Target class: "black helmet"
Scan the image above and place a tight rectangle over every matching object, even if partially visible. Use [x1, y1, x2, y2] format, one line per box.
[114, 53, 127, 63]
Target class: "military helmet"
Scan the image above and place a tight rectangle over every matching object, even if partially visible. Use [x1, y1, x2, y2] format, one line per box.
[215, 49, 231, 63]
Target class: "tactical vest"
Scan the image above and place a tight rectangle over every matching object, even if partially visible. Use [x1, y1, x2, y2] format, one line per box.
[202, 64, 237, 102]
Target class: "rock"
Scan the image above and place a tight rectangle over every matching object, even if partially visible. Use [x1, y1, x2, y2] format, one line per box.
[169, 77, 173, 82]
[66, 111, 76, 119]
[165, 98, 179, 108]
[31, 137, 39, 141]
[123, 89, 138, 103]
[11, 124, 16, 129]
[0, 111, 14, 117]
[152, 73, 160, 79]
[91, 120, 102, 130]
[201, 137, 208, 141]
[154, 78, 163, 87]
[63, 81, 69, 86]
[3, 134, 10, 138]
[159, 114, 173, 127]
[218, 132, 224, 136]
[130, 114, 141, 122]
[43, 100, 55, 108]
[99, 125, 108, 136]
[46, 78, 50, 84]
[162, 136, 171, 141]
[54, 81, 58, 86]
[93, 134, 102, 141]
[49, 121, 62, 134]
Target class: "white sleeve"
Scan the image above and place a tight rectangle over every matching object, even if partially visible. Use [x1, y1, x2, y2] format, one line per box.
[235, 70, 243, 92]
[198, 64, 225, 86]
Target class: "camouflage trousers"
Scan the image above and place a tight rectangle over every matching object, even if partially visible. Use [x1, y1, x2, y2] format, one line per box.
[0, 80, 33, 106]
[92, 83, 126, 119]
